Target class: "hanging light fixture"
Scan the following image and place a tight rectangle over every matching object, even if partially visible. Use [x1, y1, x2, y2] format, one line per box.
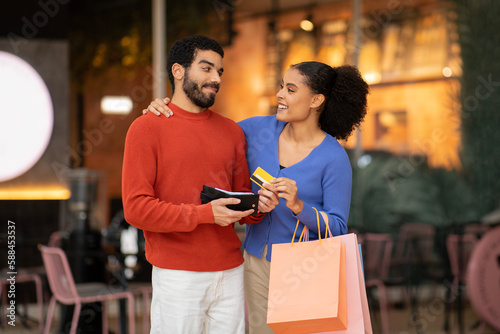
[300, 14, 315, 32]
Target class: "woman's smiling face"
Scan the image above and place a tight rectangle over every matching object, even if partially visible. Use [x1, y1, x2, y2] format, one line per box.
[275, 67, 317, 123]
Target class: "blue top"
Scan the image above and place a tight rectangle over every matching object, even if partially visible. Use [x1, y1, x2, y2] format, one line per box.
[238, 115, 351, 261]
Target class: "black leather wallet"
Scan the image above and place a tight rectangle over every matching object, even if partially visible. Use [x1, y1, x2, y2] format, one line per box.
[201, 185, 259, 216]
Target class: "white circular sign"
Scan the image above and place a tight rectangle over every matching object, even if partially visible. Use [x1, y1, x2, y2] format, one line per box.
[0, 51, 54, 182]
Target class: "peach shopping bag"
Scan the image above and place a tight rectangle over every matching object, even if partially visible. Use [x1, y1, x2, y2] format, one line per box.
[266, 210, 347, 334]
[267, 231, 373, 334]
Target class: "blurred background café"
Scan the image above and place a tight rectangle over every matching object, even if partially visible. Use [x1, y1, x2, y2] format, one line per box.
[1, 0, 499, 333]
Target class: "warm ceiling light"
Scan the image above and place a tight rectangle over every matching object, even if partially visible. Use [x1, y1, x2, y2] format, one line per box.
[442, 67, 453, 78]
[0, 187, 71, 200]
[101, 96, 133, 115]
[363, 72, 382, 85]
[300, 15, 314, 32]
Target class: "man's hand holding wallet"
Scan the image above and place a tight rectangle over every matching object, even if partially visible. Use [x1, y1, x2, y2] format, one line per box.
[201, 185, 260, 216]
[202, 167, 280, 226]
[209, 197, 256, 227]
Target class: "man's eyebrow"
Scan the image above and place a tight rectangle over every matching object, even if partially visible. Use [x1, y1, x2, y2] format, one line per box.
[199, 59, 223, 73]
[199, 59, 214, 67]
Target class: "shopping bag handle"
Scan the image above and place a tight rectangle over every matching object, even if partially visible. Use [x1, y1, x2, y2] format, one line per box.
[291, 207, 331, 246]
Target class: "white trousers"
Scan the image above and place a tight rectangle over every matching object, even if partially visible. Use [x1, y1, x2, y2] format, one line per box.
[150, 264, 245, 334]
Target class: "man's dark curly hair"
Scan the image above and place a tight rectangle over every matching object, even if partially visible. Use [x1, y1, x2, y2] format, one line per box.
[166, 35, 224, 92]
[291, 62, 369, 141]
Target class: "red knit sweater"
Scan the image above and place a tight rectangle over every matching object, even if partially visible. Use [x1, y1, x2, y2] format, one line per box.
[122, 103, 257, 271]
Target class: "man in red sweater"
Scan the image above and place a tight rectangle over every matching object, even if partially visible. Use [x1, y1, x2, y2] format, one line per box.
[122, 35, 274, 333]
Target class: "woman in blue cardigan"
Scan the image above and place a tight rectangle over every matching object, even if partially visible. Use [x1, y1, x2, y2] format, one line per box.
[145, 61, 369, 333]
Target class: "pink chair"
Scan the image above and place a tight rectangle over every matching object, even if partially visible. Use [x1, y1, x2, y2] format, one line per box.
[39, 245, 136, 334]
[362, 233, 393, 334]
[446, 233, 485, 332]
[393, 223, 436, 264]
[389, 223, 442, 303]
[446, 234, 477, 296]
[467, 227, 500, 332]
[0, 269, 44, 331]
[127, 282, 152, 334]
[464, 223, 490, 239]
[47, 231, 63, 248]
[0, 231, 66, 330]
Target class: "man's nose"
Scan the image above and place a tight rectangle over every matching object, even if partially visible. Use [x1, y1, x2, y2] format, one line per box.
[211, 72, 221, 84]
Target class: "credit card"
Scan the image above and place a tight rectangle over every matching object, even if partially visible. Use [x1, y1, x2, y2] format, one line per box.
[251, 167, 274, 189]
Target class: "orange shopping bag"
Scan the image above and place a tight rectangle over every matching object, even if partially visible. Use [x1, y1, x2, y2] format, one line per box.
[317, 233, 373, 334]
[267, 209, 347, 334]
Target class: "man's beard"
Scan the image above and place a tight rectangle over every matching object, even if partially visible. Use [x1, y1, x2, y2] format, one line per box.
[182, 73, 219, 109]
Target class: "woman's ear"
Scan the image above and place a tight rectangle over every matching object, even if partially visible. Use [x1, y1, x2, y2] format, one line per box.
[311, 94, 325, 110]
[172, 63, 184, 80]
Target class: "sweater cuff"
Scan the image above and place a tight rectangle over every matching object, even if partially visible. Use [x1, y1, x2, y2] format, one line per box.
[197, 203, 215, 224]
[240, 212, 265, 225]
[294, 203, 319, 229]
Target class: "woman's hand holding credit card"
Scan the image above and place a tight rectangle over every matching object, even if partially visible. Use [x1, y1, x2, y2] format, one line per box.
[252, 167, 303, 214]
[251, 167, 275, 190]
[251, 167, 280, 213]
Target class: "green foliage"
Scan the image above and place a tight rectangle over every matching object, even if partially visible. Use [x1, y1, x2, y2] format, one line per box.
[348, 150, 478, 235]
[69, 0, 232, 91]
[166, 0, 221, 43]
[450, 0, 500, 215]
[69, 0, 153, 89]
[428, 167, 479, 222]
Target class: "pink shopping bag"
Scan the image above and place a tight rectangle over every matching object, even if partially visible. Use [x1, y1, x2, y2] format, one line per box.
[316, 233, 373, 333]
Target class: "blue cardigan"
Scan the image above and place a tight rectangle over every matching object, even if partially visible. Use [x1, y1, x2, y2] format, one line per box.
[238, 115, 351, 261]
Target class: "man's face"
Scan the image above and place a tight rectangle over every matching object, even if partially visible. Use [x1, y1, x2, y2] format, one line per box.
[182, 50, 223, 109]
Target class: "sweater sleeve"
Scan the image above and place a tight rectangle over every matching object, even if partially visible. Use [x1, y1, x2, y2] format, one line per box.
[231, 126, 265, 225]
[122, 119, 214, 233]
[294, 150, 351, 236]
